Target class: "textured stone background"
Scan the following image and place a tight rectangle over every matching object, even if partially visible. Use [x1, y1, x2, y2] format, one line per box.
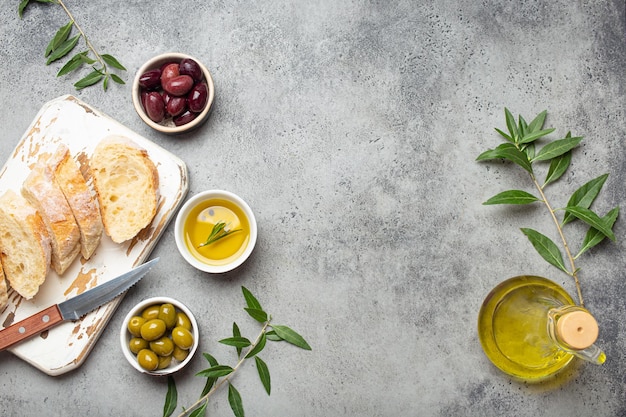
[0, 1, 624, 416]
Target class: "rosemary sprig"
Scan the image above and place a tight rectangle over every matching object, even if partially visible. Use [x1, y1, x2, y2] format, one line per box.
[18, 0, 126, 91]
[477, 108, 619, 306]
[198, 221, 242, 248]
[163, 287, 311, 417]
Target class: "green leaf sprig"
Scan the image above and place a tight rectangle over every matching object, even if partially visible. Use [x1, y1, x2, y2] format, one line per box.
[18, 0, 126, 91]
[477, 108, 619, 306]
[163, 286, 311, 417]
[197, 221, 242, 248]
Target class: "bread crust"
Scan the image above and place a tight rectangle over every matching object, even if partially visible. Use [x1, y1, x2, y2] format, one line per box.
[0, 262, 8, 311]
[90, 135, 159, 243]
[22, 154, 81, 275]
[0, 190, 52, 299]
[52, 144, 103, 260]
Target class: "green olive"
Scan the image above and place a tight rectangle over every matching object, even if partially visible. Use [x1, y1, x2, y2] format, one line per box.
[140, 319, 166, 341]
[141, 305, 161, 320]
[172, 345, 189, 362]
[150, 336, 174, 357]
[172, 326, 194, 350]
[158, 354, 172, 370]
[176, 311, 192, 330]
[158, 303, 177, 329]
[137, 349, 159, 371]
[127, 316, 145, 337]
[129, 337, 149, 354]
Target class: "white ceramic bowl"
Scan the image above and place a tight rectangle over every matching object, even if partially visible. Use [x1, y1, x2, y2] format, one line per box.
[132, 52, 215, 134]
[174, 190, 257, 273]
[120, 296, 199, 376]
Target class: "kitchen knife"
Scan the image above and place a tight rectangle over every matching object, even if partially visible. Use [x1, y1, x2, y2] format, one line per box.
[0, 257, 159, 351]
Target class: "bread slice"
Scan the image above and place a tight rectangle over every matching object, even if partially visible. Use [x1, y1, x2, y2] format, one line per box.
[22, 154, 81, 275]
[0, 190, 52, 299]
[51, 144, 103, 260]
[0, 261, 8, 311]
[90, 135, 159, 243]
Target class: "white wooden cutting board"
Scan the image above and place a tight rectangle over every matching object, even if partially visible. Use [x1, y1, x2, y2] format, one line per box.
[0, 95, 189, 375]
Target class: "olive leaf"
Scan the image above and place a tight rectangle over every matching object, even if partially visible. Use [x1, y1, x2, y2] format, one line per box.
[163, 376, 178, 417]
[101, 54, 126, 70]
[576, 207, 620, 258]
[562, 174, 609, 226]
[242, 286, 263, 310]
[56, 50, 90, 76]
[196, 365, 235, 378]
[188, 401, 207, 417]
[521, 228, 568, 273]
[228, 383, 244, 417]
[255, 356, 271, 395]
[563, 206, 616, 241]
[483, 190, 541, 205]
[74, 69, 103, 90]
[531, 136, 583, 162]
[233, 322, 243, 357]
[271, 325, 312, 350]
[46, 34, 80, 64]
[544, 151, 572, 187]
[476, 143, 533, 173]
[265, 330, 283, 341]
[245, 332, 267, 359]
[505, 108, 519, 141]
[245, 307, 269, 323]
[219, 336, 252, 348]
[45, 21, 73, 58]
[200, 353, 219, 397]
[526, 109, 548, 133]
[520, 128, 555, 144]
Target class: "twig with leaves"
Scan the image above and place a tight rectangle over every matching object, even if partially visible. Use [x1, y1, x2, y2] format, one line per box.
[18, 0, 126, 90]
[477, 109, 619, 306]
[163, 286, 312, 417]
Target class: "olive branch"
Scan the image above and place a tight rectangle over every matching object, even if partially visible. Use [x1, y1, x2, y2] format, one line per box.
[163, 286, 311, 417]
[18, 0, 126, 90]
[477, 109, 619, 306]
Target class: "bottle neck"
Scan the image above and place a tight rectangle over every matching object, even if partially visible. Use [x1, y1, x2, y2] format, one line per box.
[547, 305, 606, 365]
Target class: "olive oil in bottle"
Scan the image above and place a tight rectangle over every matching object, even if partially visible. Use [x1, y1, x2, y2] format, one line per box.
[478, 276, 576, 381]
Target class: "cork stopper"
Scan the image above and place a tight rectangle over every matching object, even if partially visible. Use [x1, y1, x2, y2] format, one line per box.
[556, 310, 599, 350]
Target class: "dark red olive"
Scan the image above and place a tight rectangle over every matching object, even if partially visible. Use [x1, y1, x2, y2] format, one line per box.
[160, 63, 180, 86]
[187, 82, 208, 113]
[138, 69, 162, 89]
[167, 96, 187, 117]
[143, 91, 165, 123]
[163, 75, 194, 96]
[173, 110, 198, 126]
[179, 58, 203, 82]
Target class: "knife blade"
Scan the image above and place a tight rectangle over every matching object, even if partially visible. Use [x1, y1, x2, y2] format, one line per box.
[0, 257, 159, 351]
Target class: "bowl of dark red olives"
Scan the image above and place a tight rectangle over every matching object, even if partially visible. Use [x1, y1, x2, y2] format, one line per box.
[132, 53, 215, 134]
[120, 296, 199, 375]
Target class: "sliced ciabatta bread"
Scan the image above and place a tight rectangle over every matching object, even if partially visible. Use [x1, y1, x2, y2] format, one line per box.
[22, 154, 81, 275]
[0, 262, 8, 311]
[0, 190, 51, 299]
[51, 144, 103, 260]
[90, 135, 159, 243]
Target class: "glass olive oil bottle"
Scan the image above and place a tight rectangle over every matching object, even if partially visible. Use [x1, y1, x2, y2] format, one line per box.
[478, 276, 604, 381]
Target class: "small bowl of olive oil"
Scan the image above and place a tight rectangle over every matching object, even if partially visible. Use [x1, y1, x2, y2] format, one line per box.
[174, 190, 257, 273]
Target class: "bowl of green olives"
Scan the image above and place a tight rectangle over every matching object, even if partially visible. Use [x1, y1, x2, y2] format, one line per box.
[132, 52, 215, 134]
[120, 296, 199, 376]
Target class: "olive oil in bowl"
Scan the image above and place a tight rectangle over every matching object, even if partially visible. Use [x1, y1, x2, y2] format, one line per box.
[174, 190, 257, 273]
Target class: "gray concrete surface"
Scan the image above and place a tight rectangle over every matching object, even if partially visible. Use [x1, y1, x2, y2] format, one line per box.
[0, 0, 625, 416]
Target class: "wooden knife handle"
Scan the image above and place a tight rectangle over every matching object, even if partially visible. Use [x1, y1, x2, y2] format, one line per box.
[0, 305, 64, 351]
